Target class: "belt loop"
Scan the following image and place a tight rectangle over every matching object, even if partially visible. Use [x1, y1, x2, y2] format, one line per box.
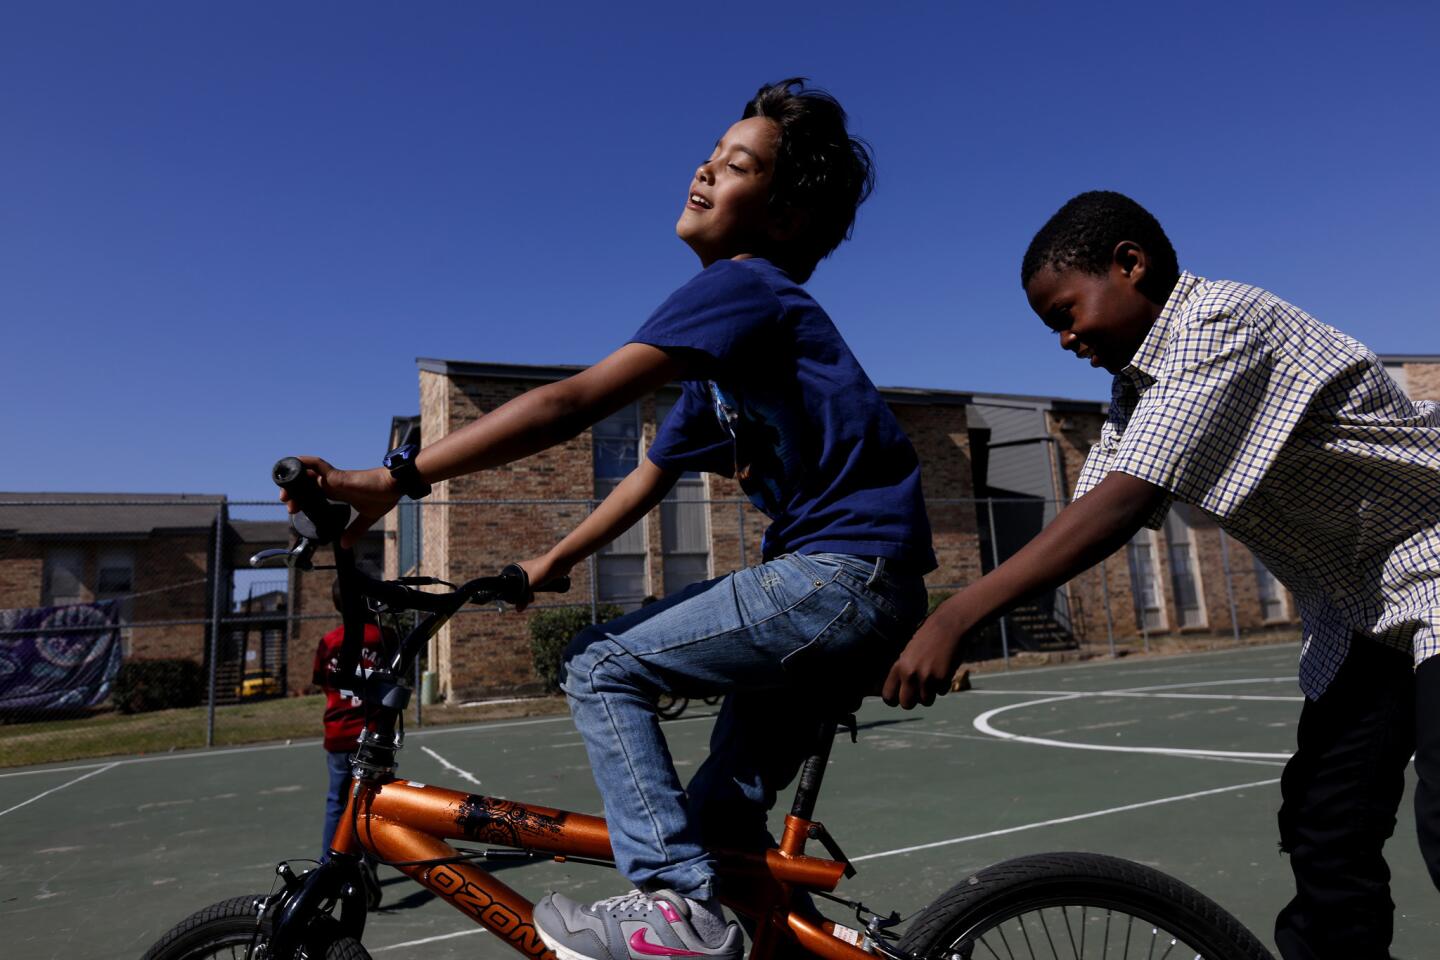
[867, 557, 885, 587]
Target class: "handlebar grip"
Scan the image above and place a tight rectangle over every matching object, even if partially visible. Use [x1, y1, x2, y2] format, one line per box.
[273, 457, 350, 544]
[496, 564, 571, 605]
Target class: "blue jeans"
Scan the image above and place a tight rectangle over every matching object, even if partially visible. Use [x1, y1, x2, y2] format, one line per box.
[322, 748, 352, 861]
[561, 552, 927, 899]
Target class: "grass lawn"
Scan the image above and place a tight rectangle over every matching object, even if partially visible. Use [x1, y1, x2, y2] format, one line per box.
[0, 694, 570, 769]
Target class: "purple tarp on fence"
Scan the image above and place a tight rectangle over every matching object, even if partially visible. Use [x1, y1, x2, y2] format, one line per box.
[0, 602, 123, 713]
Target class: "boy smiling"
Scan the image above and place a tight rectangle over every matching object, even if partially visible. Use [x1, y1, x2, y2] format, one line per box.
[884, 190, 1440, 958]
[288, 79, 933, 960]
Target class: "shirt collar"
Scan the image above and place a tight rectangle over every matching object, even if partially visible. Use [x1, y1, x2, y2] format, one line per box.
[1122, 270, 1203, 383]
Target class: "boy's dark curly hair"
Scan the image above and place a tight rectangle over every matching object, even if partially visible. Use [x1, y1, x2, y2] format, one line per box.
[743, 78, 874, 282]
[1020, 191, 1179, 300]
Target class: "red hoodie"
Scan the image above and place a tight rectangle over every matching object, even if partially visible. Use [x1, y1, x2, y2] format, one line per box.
[312, 624, 388, 752]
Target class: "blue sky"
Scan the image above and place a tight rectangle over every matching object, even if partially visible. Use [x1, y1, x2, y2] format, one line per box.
[3, 2, 1437, 499]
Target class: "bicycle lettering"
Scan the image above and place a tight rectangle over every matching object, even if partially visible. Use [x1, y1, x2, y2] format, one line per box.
[429, 865, 550, 958]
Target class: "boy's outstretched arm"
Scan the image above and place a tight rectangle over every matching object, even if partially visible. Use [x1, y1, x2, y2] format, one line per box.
[515, 459, 681, 608]
[882, 471, 1167, 709]
[284, 344, 688, 545]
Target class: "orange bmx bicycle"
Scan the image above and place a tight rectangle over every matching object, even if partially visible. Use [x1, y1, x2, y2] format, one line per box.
[141, 460, 1273, 960]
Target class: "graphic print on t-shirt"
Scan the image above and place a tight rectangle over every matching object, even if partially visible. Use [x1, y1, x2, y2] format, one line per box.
[707, 380, 807, 517]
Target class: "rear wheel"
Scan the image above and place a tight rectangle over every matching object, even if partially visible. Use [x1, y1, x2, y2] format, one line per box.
[898, 853, 1272, 960]
[657, 694, 689, 720]
[141, 894, 372, 960]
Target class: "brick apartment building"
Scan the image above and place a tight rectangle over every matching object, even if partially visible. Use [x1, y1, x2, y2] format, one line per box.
[382, 355, 1440, 701]
[3, 357, 1437, 705]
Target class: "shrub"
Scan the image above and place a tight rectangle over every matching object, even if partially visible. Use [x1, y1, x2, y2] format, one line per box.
[529, 605, 622, 692]
[113, 659, 204, 714]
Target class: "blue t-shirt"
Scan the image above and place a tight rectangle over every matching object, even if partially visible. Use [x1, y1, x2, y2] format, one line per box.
[631, 258, 936, 570]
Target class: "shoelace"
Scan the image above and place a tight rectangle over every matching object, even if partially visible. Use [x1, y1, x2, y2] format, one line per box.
[593, 889, 660, 914]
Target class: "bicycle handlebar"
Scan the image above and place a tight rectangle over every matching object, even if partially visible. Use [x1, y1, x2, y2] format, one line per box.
[273, 457, 351, 544]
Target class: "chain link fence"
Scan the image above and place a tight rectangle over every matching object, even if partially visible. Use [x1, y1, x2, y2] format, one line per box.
[0, 495, 1299, 767]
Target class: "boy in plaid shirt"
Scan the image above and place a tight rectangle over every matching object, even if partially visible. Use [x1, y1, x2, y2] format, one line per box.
[884, 191, 1439, 959]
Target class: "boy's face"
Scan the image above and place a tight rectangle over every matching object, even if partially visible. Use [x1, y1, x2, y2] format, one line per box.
[1025, 246, 1160, 375]
[676, 116, 782, 265]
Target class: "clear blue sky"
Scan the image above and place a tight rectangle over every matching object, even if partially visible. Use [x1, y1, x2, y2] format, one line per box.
[4, 2, 1437, 499]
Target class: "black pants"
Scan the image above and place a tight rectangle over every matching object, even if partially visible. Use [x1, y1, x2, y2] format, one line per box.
[1274, 640, 1440, 959]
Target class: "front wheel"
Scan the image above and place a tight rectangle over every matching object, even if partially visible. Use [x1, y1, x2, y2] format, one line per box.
[898, 853, 1272, 960]
[141, 894, 373, 960]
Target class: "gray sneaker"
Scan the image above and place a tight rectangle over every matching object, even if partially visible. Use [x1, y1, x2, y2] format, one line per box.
[533, 889, 742, 960]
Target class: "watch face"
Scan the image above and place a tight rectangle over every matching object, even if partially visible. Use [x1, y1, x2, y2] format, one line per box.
[385, 446, 415, 469]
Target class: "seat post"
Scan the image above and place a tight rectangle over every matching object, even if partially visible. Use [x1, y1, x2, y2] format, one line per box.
[789, 716, 840, 822]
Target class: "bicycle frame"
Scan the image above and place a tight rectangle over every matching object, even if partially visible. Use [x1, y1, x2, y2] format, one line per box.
[319, 775, 877, 960]
[261, 463, 888, 960]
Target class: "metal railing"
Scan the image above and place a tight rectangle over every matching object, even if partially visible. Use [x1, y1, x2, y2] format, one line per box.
[0, 495, 1298, 764]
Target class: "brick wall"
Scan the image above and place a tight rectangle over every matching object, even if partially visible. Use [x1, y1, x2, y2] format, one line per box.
[893, 403, 980, 591]
[0, 534, 213, 663]
[0, 541, 44, 608]
[131, 533, 211, 661]
[1404, 362, 1440, 401]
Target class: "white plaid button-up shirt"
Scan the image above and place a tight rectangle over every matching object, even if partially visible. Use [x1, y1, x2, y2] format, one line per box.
[1073, 271, 1440, 698]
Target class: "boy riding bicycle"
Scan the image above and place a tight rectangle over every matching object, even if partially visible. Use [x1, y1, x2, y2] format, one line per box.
[286, 79, 934, 960]
[883, 190, 1440, 960]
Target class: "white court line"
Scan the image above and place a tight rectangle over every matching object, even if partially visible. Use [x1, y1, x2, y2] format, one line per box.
[900, 727, 1286, 766]
[0, 762, 118, 818]
[852, 777, 1281, 862]
[973, 695, 1293, 760]
[0, 713, 578, 780]
[967, 688, 1302, 702]
[372, 928, 487, 952]
[420, 747, 482, 786]
[1113, 677, 1297, 693]
[970, 639, 1298, 682]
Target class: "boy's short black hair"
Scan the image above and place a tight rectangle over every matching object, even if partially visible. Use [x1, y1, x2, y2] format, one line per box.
[743, 78, 874, 282]
[1020, 191, 1180, 299]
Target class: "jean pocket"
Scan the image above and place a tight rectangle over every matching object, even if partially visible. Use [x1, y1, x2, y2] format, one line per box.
[780, 599, 860, 675]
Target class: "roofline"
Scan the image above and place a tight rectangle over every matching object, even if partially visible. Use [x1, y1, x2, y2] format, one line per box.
[416, 357, 1107, 412]
[1378, 354, 1440, 364]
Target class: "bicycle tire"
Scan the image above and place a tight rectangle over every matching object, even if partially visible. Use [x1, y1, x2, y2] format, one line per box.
[897, 852, 1272, 960]
[140, 893, 373, 960]
[657, 694, 689, 720]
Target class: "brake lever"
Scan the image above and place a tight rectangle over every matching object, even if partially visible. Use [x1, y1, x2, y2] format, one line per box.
[249, 537, 320, 570]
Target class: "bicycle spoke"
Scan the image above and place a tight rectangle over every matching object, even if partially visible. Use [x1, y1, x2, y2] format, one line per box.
[976, 934, 1004, 960]
[1061, 906, 1080, 959]
[994, 918, 1019, 960]
[1037, 908, 1061, 960]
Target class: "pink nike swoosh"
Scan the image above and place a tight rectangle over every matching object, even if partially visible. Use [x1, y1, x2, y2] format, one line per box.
[628, 929, 705, 957]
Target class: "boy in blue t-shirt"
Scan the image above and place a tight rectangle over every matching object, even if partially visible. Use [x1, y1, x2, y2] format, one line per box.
[287, 79, 934, 960]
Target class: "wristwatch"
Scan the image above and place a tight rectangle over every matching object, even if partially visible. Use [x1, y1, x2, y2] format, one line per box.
[383, 443, 432, 500]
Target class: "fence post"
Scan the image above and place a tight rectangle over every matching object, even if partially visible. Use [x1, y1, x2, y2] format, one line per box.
[206, 500, 228, 748]
[1218, 530, 1242, 646]
[414, 505, 423, 727]
[588, 500, 600, 625]
[1099, 558, 1116, 657]
[984, 498, 1010, 671]
[736, 502, 747, 569]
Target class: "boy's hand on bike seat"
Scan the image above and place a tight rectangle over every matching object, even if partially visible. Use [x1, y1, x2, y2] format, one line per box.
[279, 456, 401, 548]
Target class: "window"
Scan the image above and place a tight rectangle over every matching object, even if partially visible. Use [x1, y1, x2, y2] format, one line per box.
[1125, 529, 1165, 631]
[1254, 555, 1290, 621]
[397, 496, 423, 575]
[42, 547, 86, 607]
[95, 548, 135, 623]
[656, 394, 711, 595]
[594, 403, 646, 607]
[1163, 506, 1206, 627]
